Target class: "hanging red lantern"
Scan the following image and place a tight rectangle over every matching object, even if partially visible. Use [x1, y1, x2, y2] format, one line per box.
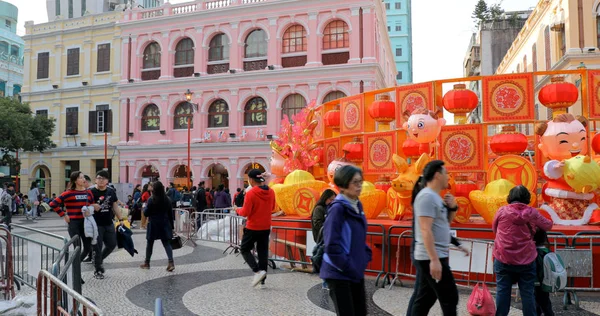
[368, 94, 395, 123]
[489, 125, 528, 156]
[343, 137, 364, 163]
[402, 139, 420, 159]
[419, 143, 431, 155]
[538, 77, 578, 118]
[592, 133, 600, 155]
[442, 84, 479, 124]
[323, 105, 341, 131]
[454, 175, 478, 198]
[374, 176, 392, 193]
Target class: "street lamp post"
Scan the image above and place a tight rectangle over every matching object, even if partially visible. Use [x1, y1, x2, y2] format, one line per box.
[184, 89, 198, 190]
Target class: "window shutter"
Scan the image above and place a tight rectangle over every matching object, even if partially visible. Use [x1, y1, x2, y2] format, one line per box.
[89, 111, 97, 133]
[106, 110, 113, 133]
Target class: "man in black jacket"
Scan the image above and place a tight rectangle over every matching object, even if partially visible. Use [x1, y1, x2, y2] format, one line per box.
[194, 181, 207, 227]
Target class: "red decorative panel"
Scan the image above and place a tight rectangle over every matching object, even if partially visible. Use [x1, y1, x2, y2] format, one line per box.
[482, 74, 534, 122]
[323, 138, 340, 168]
[340, 95, 364, 135]
[364, 132, 396, 173]
[439, 124, 485, 172]
[588, 70, 600, 118]
[395, 82, 434, 126]
[313, 107, 324, 141]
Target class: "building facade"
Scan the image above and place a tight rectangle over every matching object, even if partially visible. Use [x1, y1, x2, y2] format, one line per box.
[495, 0, 600, 120]
[0, 0, 24, 98]
[19, 11, 123, 195]
[384, 0, 412, 84]
[117, 0, 397, 193]
[464, 11, 531, 125]
[46, 0, 162, 21]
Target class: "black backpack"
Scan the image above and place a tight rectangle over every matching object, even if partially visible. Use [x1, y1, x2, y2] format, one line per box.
[234, 191, 245, 207]
[312, 226, 325, 274]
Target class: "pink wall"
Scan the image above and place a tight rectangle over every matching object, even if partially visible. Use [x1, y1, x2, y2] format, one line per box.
[117, 0, 397, 194]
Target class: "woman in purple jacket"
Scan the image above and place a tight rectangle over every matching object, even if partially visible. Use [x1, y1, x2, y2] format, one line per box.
[319, 165, 372, 316]
[213, 184, 231, 210]
[493, 185, 553, 316]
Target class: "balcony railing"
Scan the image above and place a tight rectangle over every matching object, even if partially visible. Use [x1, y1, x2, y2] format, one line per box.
[207, 63, 230, 74]
[132, 0, 272, 21]
[0, 52, 23, 66]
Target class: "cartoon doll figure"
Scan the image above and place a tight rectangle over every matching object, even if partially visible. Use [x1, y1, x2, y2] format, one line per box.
[536, 113, 599, 225]
[402, 106, 446, 155]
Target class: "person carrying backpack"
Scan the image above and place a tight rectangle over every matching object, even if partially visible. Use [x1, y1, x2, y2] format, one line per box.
[534, 229, 555, 316]
[234, 188, 246, 208]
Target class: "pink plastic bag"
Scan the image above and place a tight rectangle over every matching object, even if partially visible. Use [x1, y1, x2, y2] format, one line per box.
[467, 282, 496, 316]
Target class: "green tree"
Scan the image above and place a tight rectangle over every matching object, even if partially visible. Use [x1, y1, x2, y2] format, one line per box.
[489, 1, 505, 21]
[472, 0, 489, 25]
[0, 97, 55, 168]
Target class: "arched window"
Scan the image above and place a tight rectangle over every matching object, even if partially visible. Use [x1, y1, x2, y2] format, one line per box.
[323, 91, 347, 103]
[281, 94, 307, 120]
[282, 25, 307, 54]
[141, 104, 160, 131]
[142, 42, 161, 80]
[323, 20, 349, 50]
[175, 38, 194, 66]
[208, 99, 229, 128]
[245, 29, 268, 58]
[244, 97, 267, 126]
[0, 42, 8, 55]
[143, 42, 161, 69]
[173, 102, 194, 130]
[208, 33, 229, 61]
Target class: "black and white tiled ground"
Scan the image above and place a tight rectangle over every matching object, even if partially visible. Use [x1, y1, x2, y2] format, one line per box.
[11, 215, 600, 315]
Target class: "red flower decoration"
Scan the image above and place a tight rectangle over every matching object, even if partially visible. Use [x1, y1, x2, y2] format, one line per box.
[495, 87, 521, 109]
[448, 136, 472, 162]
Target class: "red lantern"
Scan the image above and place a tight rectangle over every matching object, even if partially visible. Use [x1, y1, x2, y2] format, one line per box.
[402, 139, 420, 158]
[442, 84, 479, 124]
[323, 105, 341, 131]
[454, 175, 478, 198]
[489, 125, 528, 156]
[593, 133, 600, 155]
[374, 176, 392, 193]
[343, 137, 364, 163]
[538, 77, 578, 118]
[368, 94, 395, 123]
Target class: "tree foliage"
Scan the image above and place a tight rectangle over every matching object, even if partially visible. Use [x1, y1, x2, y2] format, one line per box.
[472, 0, 505, 26]
[0, 97, 55, 167]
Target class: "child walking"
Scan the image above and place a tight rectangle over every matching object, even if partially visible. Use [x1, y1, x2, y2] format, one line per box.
[534, 229, 554, 316]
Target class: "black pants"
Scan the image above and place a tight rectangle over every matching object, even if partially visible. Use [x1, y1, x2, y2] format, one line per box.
[535, 286, 554, 316]
[145, 238, 173, 262]
[94, 225, 117, 271]
[412, 258, 458, 316]
[406, 258, 418, 316]
[240, 228, 270, 273]
[67, 219, 92, 262]
[326, 278, 367, 316]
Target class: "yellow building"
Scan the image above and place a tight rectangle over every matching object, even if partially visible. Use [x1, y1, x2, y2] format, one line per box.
[495, 0, 600, 120]
[19, 11, 122, 195]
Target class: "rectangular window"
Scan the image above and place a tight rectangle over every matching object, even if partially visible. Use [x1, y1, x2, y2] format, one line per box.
[95, 159, 112, 176]
[5, 20, 11, 28]
[68, 0, 73, 18]
[36, 110, 48, 118]
[89, 105, 112, 133]
[385, 3, 390, 10]
[97, 43, 110, 72]
[55, 0, 61, 16]
[66, 107, 78, 135]
[387, 26, 391, 32]
[396, 48, 402, 56]
[396, 71, 402, 80]
[81, 0, 86, 15]
[67, 48, 80, 76]
[37, 52, 49, 79]
[395, 25, 402, 32]
[395, 2, 401, 9]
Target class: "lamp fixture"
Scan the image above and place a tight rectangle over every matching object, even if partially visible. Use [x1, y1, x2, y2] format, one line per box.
[184, 89, 193, 102]
[268, 65, 275, 70]
[82, 81, 88, 86]
[128, 132, 134, 137]
[80, 142, 87, 147]
[229, 69, 236, 74]
[159, 130, 166, 135]
[229, 133, 236, 138]
[266, 134, 273, 140]
[193, 73, 200, 77]
[52, 84, 59, 89]
[128, 79, 134, 83]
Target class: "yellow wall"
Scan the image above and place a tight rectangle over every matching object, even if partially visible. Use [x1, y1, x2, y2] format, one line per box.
[19, 12, 122, 195]
[495, 0, 600, 120]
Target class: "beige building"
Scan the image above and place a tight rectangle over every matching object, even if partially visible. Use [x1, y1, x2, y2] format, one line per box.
[19, 11, 122, 195]
[495, 0, 600, 120]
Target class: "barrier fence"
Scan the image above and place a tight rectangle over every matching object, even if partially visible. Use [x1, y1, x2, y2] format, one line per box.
[37, 270, 103, 316]
[174, 208, 197, 247]
[0, 225, 14, 300]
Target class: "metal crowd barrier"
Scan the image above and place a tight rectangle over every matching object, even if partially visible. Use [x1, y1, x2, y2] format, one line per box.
[0, 224, 14, 299]
[51, 236, 82, 296]
[37, 270, 104, 316]
[366, 223, 387, 287]
[193, 210, 244, 254]
[11, 223, 68, 290]
[174, 208, 197, 247]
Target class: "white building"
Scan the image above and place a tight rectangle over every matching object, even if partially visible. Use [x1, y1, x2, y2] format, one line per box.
[46, 0, 163, 21]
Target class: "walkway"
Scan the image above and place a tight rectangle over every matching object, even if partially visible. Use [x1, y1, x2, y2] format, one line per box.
[11, 214, 600, 315]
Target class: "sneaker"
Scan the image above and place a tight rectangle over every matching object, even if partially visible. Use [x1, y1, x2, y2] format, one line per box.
[140, 262, 150, 269]
[82, 256, 92, 263]
[166, 261, 175, 272]
[251, 270, 267, 287]
[130, 224, 137, 229]
[93, 271, 104, 280]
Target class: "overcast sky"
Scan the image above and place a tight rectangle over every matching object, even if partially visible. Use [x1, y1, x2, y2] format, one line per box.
[8, 0, 538, 82]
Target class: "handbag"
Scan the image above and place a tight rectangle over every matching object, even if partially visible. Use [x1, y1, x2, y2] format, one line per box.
[467, 282, 496, 315]
[170, 234, 183, 250]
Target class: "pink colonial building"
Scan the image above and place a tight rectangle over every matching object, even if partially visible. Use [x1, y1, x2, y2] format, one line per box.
[117, 0, 397, 192]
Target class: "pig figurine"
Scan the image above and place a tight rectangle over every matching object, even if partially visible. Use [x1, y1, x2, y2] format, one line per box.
[388, 153, 430, 220]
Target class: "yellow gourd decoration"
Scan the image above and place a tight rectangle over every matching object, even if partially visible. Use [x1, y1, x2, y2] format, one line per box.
[469, 179, 541, 224]
[563, 155, 600, 194]
[271, 170, 329, 217]
[359, 181, 387, 219]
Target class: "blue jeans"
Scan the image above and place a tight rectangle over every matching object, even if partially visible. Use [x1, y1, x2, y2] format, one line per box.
[494, 259, 536, 316]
